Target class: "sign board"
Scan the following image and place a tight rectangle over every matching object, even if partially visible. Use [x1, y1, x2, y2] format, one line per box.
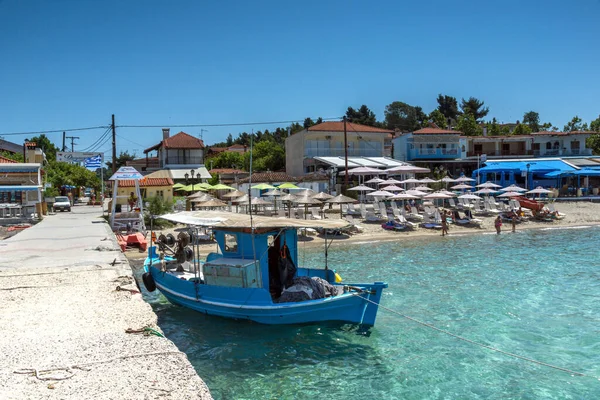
[109, 166, 143, 181]
[57, 152, 103, 162]
[480, 154, 487, 162]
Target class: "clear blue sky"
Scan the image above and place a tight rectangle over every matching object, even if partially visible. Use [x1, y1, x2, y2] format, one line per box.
[1, 0, 599, 161]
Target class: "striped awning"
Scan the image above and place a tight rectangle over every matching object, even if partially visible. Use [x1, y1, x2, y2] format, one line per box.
[0, 185, 42, 191]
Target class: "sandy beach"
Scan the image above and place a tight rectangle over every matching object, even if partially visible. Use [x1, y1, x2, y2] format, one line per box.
[123, 201, 600, 261]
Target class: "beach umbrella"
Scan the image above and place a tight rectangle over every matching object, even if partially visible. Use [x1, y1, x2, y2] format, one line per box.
[172, 183, 186, 190]
[294, 195, 322, 219]
[250, 196, 273, 205]
[279, 193, 297, 217]
[181, 184, 207, 192]
[497, 192, 522, 198]
[419, 177, 439, 183]
[251, 183, 276, 190]
[312, 192, 334, 200]
[405, 189, 428, 197]
[476, 182, 502, 188]
[278, 182, 300, 190]
[400, 178, 421, 184]
[526, 186, 552, 196]
[366, 190, 394, 198]
[196, 199, 228, 208]
[501, 184, 527, 192]
[455, 176, 476, 182]
[188, 193, 214, 202]
[378, 178, 404, 185]
[386, 165, 430, 174]
[414, 185, 433, 191]
[365, 177, 385, 184]
[295, 188, 316, 197]
[325, 194, 358, 218]
[440, 176, 457, 183]
[222, 189, 245, 198]
[458, 193, 481, 199]
[424, 191, 452, 207]
[211, 183, 235, 190]
[451, 183, 474, 190]
[231, 194, 249, 203]
[437, 189, 456, 196]
[391, 193, 419, 200]
[263, 189, 283, 197]
[381, 185, 404, 192]
[347, 166, 385, 175]
[196, 182, 214, 189]
[347, 184, 375, 192]
[474, 188, 498, 195]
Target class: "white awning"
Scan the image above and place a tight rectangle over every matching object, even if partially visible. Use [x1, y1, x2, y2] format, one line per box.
[147, 166, 212, 180]
[313, 156, 405, 169]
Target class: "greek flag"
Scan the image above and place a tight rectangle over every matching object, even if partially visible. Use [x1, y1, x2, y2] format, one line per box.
[84, 154, 102, 169]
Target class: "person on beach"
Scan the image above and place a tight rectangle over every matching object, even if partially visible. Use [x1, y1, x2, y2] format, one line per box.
[495, 215, 502, 234]
[511, 215, 516, 232]
[441, 210, 449, 236]
[91, 192, 96, 206]
[128, 192, 137, 211]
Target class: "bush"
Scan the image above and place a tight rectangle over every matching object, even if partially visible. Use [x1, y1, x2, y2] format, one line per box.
[44, 187, 60, 198]
[144, 197, 174, 229]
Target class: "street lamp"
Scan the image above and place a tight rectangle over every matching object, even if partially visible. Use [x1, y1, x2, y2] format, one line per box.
[185, 169, 199, 192]
[526, 163, 531, 190]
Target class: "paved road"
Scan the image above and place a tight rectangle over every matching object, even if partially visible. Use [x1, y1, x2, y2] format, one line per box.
[0, 205, 211, 399]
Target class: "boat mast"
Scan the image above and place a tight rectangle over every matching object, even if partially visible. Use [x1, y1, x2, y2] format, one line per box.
[248, 131, 258, 265]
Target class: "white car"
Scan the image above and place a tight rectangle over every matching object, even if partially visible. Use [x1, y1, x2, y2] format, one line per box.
[53, 196, 71, 212]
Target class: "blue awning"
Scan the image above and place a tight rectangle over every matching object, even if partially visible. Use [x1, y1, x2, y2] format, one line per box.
[0, 185, 42, 191]
[572, 168, 600, 176]
[474, 160, 577, 176]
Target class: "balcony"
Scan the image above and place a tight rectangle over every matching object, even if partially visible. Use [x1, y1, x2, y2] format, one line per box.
[164, 156, 203, 165]
[304, 148, 383, 157]
[408, 148, 458, 160]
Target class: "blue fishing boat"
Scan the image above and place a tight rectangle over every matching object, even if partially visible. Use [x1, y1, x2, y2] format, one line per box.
[141, 211, 387, 326]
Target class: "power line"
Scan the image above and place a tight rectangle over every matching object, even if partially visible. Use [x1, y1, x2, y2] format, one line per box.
[0, 125, 110, 136]
[81, 127, 112, 152]
[115, 133, 150, 149]
[116, 116, 342, 129]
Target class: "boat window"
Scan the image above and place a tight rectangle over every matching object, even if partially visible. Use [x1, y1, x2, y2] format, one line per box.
[224, 234, 238, 252]
[267, 235, 274, 247]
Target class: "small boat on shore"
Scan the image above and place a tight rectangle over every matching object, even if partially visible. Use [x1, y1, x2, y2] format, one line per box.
[142, 211, 387, 326]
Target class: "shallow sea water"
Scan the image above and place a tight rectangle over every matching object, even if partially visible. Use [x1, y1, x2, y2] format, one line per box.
[143, 226, 600, 399]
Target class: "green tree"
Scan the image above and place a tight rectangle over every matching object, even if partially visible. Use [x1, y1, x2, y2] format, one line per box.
[522, 111, 540, 132]
[303, 117, 315, 129]
[29, 134, 59, 162]
[485, 118, 501, 135]
[456, 113, 482, 136]
[244, 140, 285, 172]
[563, 116, 584, 132]
[414, 106, 428, 128]
[105, 151, 136, 171]
[209, 151, 245, 170]
[512, 124, 532, 135]
[540, 122, 554, 131]
[436, 94, 460, 122]
[460, 97, 489, 122]
[384, 101, 420, 132]
[429, 109, 447, 129]
[226, 133, 233, 147]
[46, 161, 101, 191]
[0, 150, 24, 162]
[590, 115, 600, 132]
[346, 105, 377, 126]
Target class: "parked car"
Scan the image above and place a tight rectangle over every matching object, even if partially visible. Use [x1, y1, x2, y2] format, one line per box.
[54, 196, 71, 212]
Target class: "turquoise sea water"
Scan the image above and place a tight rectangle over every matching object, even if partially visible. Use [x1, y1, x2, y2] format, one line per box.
[143, 226, 600, 399]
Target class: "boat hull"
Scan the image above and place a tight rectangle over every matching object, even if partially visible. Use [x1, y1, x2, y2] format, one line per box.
[146, 265, 387, 326]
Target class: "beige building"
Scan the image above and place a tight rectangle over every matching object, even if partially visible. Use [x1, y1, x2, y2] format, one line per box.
[285, 121, 394, 177]
[115, 177, 174, 206]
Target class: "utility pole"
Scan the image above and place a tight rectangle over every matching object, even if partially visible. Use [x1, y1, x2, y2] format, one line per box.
[111, 114, 117, 174]
[343, 116, 348, 190]
[62, 132, 66, 151]
[66, 136, 80, 152]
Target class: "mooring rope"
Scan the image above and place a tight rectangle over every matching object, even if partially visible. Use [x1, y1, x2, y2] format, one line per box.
[357, 294, 599, 380]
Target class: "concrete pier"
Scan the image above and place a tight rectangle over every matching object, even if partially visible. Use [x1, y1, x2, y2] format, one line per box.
[0, 206, 211, 399]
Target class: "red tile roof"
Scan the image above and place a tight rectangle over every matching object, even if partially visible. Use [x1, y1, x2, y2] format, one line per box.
[413, 128, 462, 135]
[229, 144, 247, 149]
[0, 156, 18, 163]
[531, 131, 594, 136]
[209, 168, 246, 174]
[307, 121, 393, 134]
[238, 171, 297, 184]
[118, 177, 174, 187]
[144, 131, 205, 153]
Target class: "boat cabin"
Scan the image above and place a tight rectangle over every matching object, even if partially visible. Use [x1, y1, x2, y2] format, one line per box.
[205, 227, 299, 298]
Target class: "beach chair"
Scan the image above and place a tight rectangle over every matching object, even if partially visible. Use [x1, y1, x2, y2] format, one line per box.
[277, 209, 287, 218]
[344, 215, 364, 233]
[420, 213, 442, 229]
[310, 208, 323, 220]
[297, 208, 305, 219]
[408, 206, 424, 221]
[448, 198, 459, 209]
[379, 203, 389, 219]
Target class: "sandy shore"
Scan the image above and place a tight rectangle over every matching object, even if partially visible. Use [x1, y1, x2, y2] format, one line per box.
[124, 201, 600, 260]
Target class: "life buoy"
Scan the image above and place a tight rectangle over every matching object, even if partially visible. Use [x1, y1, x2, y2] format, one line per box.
[142, 272, 156, 292]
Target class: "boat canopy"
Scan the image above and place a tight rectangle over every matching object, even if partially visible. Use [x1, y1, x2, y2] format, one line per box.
[158, 210, 351, 230]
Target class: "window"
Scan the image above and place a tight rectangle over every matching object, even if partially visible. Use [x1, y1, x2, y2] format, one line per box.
[224, 234, 238, 252]
[546, 142, 552, 149]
